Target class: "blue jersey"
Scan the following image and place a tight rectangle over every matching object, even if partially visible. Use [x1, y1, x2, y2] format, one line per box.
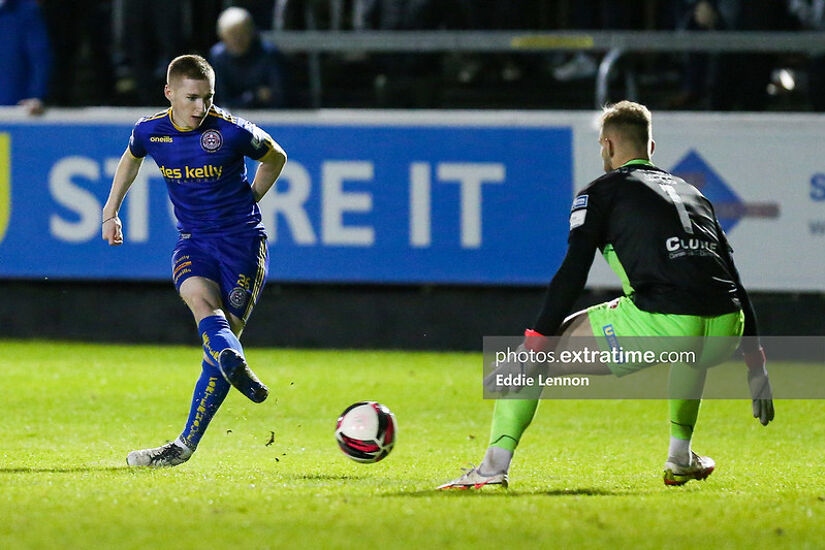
[128, 105, 277, 236]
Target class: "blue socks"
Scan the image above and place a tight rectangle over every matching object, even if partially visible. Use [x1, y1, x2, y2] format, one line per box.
[198, 315, 245, 366]
[180, 359, 230, 450]
[178, 315, 245, 450]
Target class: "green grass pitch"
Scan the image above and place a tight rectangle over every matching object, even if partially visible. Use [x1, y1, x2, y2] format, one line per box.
[1, 340, 824, 549]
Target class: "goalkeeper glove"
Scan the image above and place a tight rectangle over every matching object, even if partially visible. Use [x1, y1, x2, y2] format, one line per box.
[745, 347, 774, 426]
[483, 329, 549, 396]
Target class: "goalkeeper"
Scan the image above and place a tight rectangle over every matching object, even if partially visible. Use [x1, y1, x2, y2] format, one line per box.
[439, 100, 773, 489]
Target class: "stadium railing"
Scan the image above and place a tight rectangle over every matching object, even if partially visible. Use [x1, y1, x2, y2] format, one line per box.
[261, 30, 825, 108]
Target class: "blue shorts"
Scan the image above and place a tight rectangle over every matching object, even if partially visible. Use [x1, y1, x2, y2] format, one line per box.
[171, 233, 269, 324]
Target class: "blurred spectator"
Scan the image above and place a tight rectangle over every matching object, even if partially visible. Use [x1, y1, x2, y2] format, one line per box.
[120, 0, 190, 106]
[672, 0, 795, 110]
[40, 0, 114, 106]
[788, 0, 825, 111]
[0, 0, 51, 115]
[209, 7, 291, 109]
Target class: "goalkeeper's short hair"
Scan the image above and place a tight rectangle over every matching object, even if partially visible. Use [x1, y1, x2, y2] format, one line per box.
[601, 100, 652, 150]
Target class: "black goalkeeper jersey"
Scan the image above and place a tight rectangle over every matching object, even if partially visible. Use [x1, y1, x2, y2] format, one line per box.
[534, 161, 755, 337]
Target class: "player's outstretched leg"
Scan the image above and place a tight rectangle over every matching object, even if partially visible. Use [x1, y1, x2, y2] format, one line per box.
[199, 314, 268, 403]
[438, 398, 538, 489]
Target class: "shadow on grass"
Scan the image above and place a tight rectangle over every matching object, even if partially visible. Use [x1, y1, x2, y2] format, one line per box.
[287, 473, 368, 481]
[0, 466, 131, 474]
[383, 486, 632, 498]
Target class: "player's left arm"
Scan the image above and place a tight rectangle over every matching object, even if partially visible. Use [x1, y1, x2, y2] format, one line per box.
[717, 227, 760, 346]
[250, 144, 287, 203]
[716, 219, 774, 425]
[239, 120, 287, 202]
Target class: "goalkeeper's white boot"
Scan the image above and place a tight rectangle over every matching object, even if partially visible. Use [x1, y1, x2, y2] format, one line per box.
[663, 451, 715, 486]
[437, 465, 509, 490]
[127, 437, 193, 468]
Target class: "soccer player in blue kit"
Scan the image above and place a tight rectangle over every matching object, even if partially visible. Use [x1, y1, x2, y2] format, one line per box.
[102, 55, 287, 467]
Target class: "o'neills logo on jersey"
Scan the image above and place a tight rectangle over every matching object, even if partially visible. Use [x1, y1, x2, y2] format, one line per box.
[666, 236, 718, 258]
[200, 129, 223, 152]
[150, 136, 174, 143]
[159, 164, 223, 180]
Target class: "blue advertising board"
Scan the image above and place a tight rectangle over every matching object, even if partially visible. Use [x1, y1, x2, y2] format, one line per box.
[0, 120, 573, 284]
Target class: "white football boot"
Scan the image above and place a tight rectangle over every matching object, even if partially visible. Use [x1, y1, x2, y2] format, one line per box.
[663, 451, 715, 486]
[437, 465, 509, 490]
[127, 437, 193, 468]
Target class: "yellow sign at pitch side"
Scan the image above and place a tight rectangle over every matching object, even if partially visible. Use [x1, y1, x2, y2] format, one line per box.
[0, 133, 10, 245]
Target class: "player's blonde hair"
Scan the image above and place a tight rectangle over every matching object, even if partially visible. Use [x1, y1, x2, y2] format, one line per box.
[600, 100, 652, 149]
[167, 55, 215, 85]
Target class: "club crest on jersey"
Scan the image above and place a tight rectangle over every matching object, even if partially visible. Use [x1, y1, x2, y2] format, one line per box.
[200, 129, 223, 152]
[228, 287, 249, 309]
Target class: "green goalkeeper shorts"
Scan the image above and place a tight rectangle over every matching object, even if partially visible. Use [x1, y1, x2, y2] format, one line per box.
[586, 296, 744, 377]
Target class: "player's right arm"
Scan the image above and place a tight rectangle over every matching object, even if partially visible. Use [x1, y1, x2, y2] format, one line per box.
[531, 184, 606, 338]
[484, 189, 601, 395]
[102, 148, 143, 246]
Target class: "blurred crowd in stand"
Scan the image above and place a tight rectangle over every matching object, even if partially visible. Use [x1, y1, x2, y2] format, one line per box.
[2, 0, 824, 114]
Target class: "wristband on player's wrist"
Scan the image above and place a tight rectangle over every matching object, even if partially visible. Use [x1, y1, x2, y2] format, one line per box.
[102, 215, 119, 225]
